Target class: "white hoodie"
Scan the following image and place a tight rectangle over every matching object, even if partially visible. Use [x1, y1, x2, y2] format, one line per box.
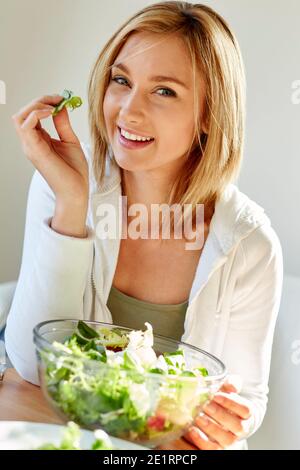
[5, 142, 283, 449]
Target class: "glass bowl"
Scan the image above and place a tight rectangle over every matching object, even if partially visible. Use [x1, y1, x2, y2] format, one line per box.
[33, 319, 226, 448]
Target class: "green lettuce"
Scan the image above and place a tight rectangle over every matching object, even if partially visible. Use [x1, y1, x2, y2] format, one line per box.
[40, 321, 209, 444]
[52, 89, 82, 116]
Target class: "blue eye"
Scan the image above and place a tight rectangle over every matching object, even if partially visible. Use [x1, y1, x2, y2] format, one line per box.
[111, 76, 128, 86]
[156, 88, 176, 97]
[111, 76, 176, 98]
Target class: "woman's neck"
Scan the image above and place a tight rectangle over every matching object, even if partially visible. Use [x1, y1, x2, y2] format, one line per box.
[122, 169, 173, 210]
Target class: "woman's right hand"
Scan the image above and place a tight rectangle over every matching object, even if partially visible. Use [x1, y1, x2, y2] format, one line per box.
[12, 94, 90, 237]
[12, 94, 89, 204]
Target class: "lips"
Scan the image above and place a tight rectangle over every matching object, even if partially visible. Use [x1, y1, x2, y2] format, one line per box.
[117, 126, 154, 141]
[117, 126, 155, 150]
[117, 124, 154, 139]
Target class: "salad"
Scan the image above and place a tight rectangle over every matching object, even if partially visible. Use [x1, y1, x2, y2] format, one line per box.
[39, 321, 210, 446]
[36, 422, 114, 450]
[52, 89, 82, 116]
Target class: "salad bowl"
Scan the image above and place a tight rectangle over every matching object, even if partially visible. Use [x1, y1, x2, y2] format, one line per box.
[33, 320, 226, 448]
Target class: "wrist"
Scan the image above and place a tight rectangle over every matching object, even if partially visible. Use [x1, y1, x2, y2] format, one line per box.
[51, 199, 88, 238]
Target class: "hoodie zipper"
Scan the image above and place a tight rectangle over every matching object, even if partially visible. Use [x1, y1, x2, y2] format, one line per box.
[90, 248, 113, 324]
[91, 246, 97, 319]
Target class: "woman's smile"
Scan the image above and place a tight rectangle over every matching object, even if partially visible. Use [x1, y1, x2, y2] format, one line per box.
[117, 126, 155, 150]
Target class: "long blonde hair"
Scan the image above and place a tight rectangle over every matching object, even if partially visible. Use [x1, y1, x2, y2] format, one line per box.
[88, 1, 246, 225]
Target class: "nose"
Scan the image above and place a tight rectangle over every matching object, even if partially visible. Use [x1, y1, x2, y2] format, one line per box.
[118, 88, 146, 123]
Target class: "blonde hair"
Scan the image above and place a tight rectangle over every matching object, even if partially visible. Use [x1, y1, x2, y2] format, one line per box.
[88, 1, 246, 226]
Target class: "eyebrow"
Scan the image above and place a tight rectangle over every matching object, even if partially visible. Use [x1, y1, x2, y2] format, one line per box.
[111, 62, 189, 90]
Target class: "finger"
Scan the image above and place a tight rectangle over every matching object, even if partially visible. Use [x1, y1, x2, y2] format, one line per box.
[195, 414, 237, 448]
[12, 104, 55, 135]
[20, 108, 54, 145]
[213, 393, 251, 420]
[18, 109, 53, 154]
[12, 94, 63, 126]
[184, 426, 222, 450]
[52, 105, 80, 144]
[202, 401, 244, 436]
[221, 375, 243, 394]
[220, 383, 237, 394]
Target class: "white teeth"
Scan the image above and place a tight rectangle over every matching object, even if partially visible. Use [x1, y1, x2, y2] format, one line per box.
[120, 128, 153, 142]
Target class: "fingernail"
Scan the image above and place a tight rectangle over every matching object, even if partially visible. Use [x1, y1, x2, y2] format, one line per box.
[193, 427, 209, 441]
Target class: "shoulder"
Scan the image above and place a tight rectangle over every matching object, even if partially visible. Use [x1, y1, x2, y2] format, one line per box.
[213, 184, 281, 257]
[231, 187, 283, 286]
[223, 190, 284, 307]
[211, 184, 283, 291]
[230, 185, 282, 262]
[237, 223, 283, 300]
[241, 221, 283, 263]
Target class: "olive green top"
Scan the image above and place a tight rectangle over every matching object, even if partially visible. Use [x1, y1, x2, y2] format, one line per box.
[107, 285, 189, 342]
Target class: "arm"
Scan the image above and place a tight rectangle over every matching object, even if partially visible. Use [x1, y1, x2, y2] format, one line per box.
[5, 145, 95, 385]
[223, 223, 284, 437]
[185, 222, 284, 449]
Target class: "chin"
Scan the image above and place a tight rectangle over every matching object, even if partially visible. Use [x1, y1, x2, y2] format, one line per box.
[113, 153, 153, 172]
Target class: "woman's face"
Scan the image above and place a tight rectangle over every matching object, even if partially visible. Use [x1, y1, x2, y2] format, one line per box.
[103, 31, 207, 173]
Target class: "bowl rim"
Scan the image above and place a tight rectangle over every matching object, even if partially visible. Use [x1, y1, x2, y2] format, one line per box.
[33, 319, 227, 383]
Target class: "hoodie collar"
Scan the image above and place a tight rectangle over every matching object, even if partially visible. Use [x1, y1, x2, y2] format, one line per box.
[92, 155, 269, 255]
[210, 183, 269, 255]
[91, 155, 270, 304]
[188, 184, 270, 306]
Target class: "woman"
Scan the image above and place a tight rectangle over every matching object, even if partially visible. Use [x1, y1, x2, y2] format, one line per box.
[6, 2, 283, 450]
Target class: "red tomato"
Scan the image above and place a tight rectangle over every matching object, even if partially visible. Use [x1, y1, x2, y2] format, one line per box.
[147, 414, 166, 431]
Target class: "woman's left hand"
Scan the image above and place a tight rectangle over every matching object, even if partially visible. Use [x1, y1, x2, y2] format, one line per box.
[184, 382, 252, 450]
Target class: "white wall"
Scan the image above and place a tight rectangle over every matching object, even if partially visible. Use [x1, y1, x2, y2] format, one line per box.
[211, 0, 300, 278]
[0, 0, 299, 282]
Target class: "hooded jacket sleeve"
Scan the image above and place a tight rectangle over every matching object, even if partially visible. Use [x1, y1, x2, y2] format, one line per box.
[5, 143, 95, 385]
[221, 222, 284, 441]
